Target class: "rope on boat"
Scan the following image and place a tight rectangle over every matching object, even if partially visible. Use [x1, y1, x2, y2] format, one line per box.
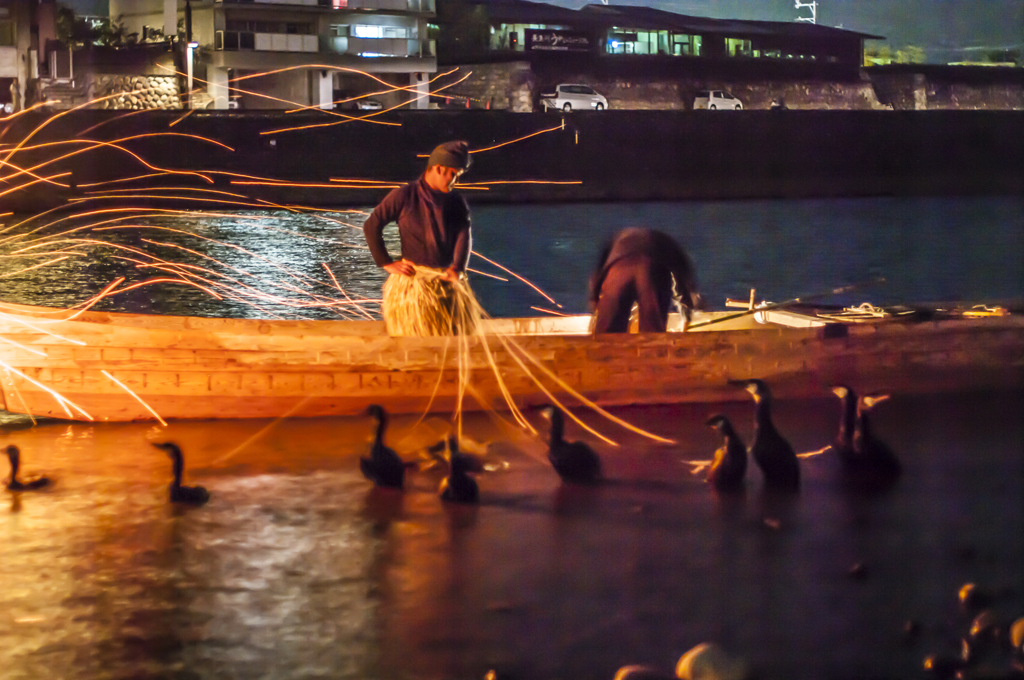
[689, 277, 887, 329]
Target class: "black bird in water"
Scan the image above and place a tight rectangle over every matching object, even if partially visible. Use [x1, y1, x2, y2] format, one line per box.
[705, 414, 747, 491]
[539, 404, 601, 483]
[4, 445, 51, 491]
[730, 379, 800, 491]
[438, 436, 480, 504]
[361, 404, 406, 489]
[830, 386, 901, 482]
[151, 442, 210, 505]
[852, 393, 902, 479]
[830, 385, 859, 464]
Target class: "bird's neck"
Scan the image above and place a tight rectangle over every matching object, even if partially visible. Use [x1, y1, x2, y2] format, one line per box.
[373, 417, 387, 452]
[7, 455, 19, 481]
[754, 399, 773, 430]
[839, 398, 856, 441]
[171, 455, 184, 487]
[548, 413, 565, 445]
[856, 409, 873, 441]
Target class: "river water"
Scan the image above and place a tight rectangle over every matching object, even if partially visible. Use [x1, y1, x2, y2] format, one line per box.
[1, 197, 1023, 680]
[1, 196, 1022, 319]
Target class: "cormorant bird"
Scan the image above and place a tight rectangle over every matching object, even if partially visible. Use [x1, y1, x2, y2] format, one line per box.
[705, 414, 747, 491]
[4, 445, 51, 491]
[830, 385, 859, 464]
[539, 404, 601, 483]
[729, 379, 799, 491]
[438, 436, 479, 504]
[852, 393, 902, 479]
[361, 404, 406, 489]
[151, 442, 210, 505]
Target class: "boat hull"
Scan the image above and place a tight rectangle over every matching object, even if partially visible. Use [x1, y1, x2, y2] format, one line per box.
[1, 301, 1022, 422]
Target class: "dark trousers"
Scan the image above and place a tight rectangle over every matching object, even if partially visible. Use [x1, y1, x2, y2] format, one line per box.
[592, 255, 673, 333]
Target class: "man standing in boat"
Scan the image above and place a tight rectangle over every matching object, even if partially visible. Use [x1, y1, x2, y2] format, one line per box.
[589, 228, 703, 333]
[363, 141, 475, 336]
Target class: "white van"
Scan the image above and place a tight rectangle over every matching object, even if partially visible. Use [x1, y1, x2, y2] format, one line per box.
[693, 90, 743, 110]
[541, 84, 608, 112]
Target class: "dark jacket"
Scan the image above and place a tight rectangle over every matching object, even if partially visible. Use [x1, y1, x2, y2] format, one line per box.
[588, 228, 698, 309]
[363, 177, 471, 271]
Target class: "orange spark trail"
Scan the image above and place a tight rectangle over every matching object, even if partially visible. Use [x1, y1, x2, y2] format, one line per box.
[466, 267, 508, 282]
[0, 309, 88, 345]
[0, 256, 72, 277]
[284, 67, 461, 114]
[0, 358, 93, 420]
[76, 108, 155, 137]
[0, 334, 48, 356]
[530, 307, 572, 317]
[5, 132, 233, 185]
[101, 370, 167, 426]
[467, 124, 568, 154]
[261, 71, 472, 134]
[0, 173, 71, 197]
[470, 251, 562, 307]
[231, 180, 402, 189]
[323, 263, 375, 320]
[458, 180, 583, 186]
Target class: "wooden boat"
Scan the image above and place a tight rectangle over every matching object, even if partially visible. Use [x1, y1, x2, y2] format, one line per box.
[0, 300, 1021, 423]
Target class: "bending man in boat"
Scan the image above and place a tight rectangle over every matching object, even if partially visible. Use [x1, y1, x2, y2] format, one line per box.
[589, 228, 703, 333]
[363, 141, 474, 336]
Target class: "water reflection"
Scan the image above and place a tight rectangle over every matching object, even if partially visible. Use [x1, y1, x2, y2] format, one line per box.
[3, 196, 1023, 320]
[1, 393, 1022, 680]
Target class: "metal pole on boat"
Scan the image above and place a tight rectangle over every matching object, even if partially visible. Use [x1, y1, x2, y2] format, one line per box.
[689, 277, 886, 330]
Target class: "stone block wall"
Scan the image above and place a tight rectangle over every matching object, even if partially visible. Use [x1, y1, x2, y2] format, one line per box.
[92, 74, 182, 110]
[442, 61, 536, 111]
[448, 61, 1022, 111]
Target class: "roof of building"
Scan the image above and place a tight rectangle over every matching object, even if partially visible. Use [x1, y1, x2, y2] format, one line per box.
[469, 0, 885, 41]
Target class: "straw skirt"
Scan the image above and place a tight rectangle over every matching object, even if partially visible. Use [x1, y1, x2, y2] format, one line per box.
[381, 267, 477, 337]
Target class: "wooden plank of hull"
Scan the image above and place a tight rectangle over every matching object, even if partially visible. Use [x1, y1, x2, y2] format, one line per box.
[1, 301, 1022, 422]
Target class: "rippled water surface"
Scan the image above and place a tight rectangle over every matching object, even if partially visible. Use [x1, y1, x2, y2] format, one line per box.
[2, 197, 1023, 679]
[2, 393, 1023, 680]
[2, 196, 1022, 318]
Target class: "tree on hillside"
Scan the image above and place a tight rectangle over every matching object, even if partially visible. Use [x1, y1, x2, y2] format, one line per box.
[55, 5, 142, 48]
[436, 0, 491, 64]
[986, 48, 1021, 65]
[863, 44, 893, 66]
[894, 45, 926, 64]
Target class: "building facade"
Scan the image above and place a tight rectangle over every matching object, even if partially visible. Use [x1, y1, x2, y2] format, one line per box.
[448, 0, 879, 73]
[107, 0, 437, 109]
[1, 0, 51, 112]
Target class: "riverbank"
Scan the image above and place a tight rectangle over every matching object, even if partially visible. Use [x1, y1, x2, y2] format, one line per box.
[3, 109, 1023, 212]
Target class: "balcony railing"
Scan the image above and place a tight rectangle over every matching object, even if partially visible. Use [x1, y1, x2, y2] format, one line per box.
[322, 36, 435, 57]
[318, 0, 434, 11]
[217, 0, 434, 10]
[216, 31, 318, 52]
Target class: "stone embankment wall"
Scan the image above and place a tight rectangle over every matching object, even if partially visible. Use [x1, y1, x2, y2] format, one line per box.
[441, 61, 537, 112]
[447, 62, 1024, 111]
[870, 69, 1024, 110]
[91, 74, 183, 110]
[5, 108, 1022, 214]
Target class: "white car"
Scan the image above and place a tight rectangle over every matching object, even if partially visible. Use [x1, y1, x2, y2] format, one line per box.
[693, 90, 743, 110]
[541, 84, 608, 112]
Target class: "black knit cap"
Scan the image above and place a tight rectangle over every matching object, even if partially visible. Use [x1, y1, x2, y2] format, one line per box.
[426, 140, 472, 171]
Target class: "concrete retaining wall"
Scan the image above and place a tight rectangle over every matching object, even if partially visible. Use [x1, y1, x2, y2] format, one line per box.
[446, 61, 1024, 112]
[3, 108, 1022, 212]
